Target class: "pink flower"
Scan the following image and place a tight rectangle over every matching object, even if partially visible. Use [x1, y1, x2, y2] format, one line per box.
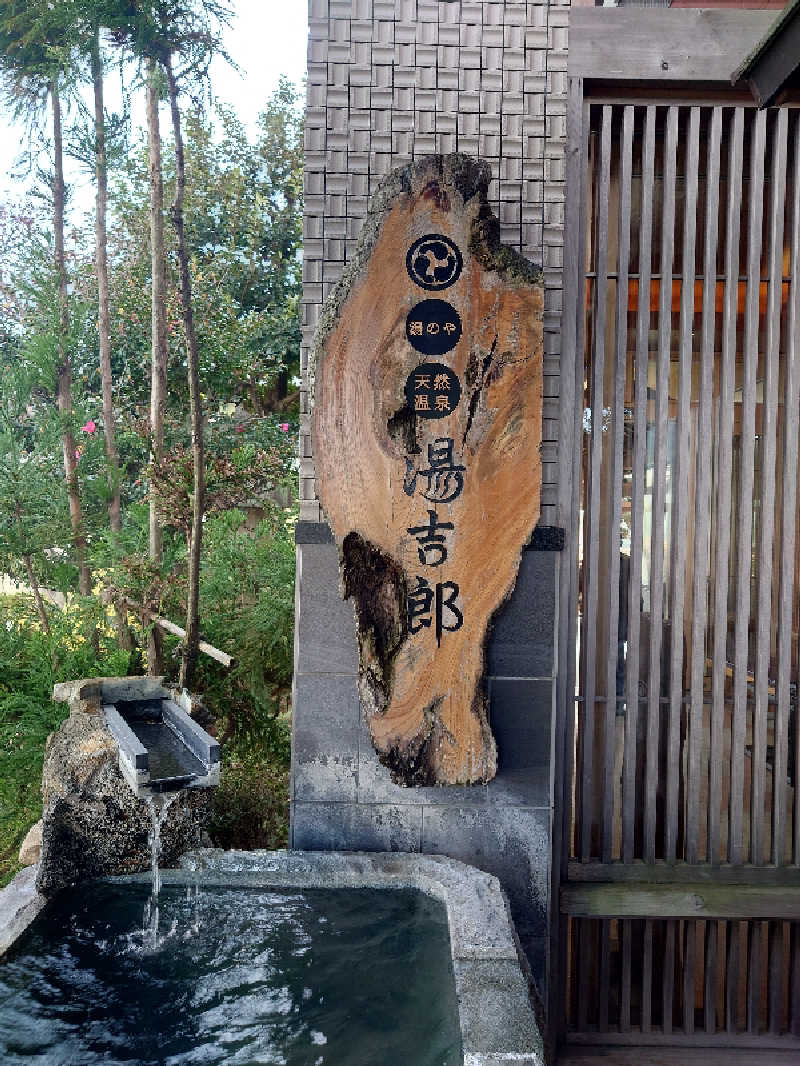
[235, 423, 245, 433]
[80, 419, 96, 434]
[279, 423, 289, 433]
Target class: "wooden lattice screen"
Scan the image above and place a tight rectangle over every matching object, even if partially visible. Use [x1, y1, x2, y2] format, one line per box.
[560, 100, 800, 1050]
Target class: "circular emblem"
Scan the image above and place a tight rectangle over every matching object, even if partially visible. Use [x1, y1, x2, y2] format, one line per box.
[405, 362, 461, 419]
[405, 299, 462, 356]
[406, 234, 463, 291]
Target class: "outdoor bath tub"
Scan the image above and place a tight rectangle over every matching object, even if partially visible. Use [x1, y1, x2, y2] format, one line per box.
[0, 850, 543, 1065]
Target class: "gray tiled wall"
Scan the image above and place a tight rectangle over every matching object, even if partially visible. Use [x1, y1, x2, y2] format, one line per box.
[300, 0, 569, 526]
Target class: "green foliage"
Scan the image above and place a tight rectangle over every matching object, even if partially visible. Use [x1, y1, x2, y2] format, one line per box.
[0, 203, 122, 590]
[187, 505, 296, 749]
[0, 7, 303, 872]
[109, 86, 303, 410]
[209, 749, 289, 851]
[0, 593, 131, 886]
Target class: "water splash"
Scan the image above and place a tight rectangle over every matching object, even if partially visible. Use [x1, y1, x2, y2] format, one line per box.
[141, 792, 179, 951]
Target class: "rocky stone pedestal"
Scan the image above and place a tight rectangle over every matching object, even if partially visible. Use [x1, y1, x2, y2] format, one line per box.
[36, 677, 212, 897]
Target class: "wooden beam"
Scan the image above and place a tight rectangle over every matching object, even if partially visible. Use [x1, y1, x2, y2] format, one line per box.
[569, 9, 774, 82]
[561, 882, 800, 919]
[106, 591, 236, 669]
[731, 0, 800, 107]
[563, 1032, 800, 1052]
[567, 862, 800, 887]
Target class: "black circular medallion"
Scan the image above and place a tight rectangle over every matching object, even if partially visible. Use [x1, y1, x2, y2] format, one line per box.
[405, 362, 461, 419]
[405, 299, 462, 356]
[406, 234, 463, 291]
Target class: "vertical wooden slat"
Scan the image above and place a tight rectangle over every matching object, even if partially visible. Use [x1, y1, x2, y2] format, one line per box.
[553, 76, 589, 1046]
[777, 113, 800, 868]
[727, 919, 741, 1033]
[598, 919, 611, 1031]
[602, 106, 633, 863]
[683, 919, 697, 1035]
[710, 107, 745, 866]
[581, 105, 612, 863]
[730, 108, 767, 866]
[791, 922, 800, 1035]
[666, 106, 700, 862]
[624, 105, 656, 864]
[747, 920, 763, 1034]
[752, 108, 788, 866]
[663, 918, 676, 1035]
[646, 105, 679, 862]
[577, 918, 590, 1031]
[704, 919, 719, 1034]
[768, 920, 786, 1034]
[642, 917, 654, 1033]
[621, 919, 632, 1031]
[573, 99, 594, 1033]
[688, 107, 722, 864]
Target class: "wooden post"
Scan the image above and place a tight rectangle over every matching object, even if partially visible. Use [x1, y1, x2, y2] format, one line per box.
[312, 155, 543, 786]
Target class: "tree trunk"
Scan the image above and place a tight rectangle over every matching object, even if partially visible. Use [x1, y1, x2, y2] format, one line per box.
[92, 31, 131, 653]
[146, 58, 167, 675]
[313, 156, 543, 786]
[92, 32, 121, 535]
[23, 554, 51, 636]
[53, 79, 91, 598]
[166, 57, 204, 692]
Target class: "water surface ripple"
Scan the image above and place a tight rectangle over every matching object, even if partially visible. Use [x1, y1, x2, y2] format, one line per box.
[0, 881, 462, 1066]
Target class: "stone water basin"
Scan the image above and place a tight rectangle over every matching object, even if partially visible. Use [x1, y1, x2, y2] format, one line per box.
[103, 695, 220, 798]
[0, 851, 544, 1066]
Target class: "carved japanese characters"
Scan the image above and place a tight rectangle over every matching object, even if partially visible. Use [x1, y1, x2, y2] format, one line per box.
[312, 154, 543, 786]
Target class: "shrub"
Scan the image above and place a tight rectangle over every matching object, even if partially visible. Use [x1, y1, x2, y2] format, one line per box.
[209, 747, 290, 851]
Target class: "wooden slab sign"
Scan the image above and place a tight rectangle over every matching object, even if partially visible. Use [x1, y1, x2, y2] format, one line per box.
[312, 154, 543, 786]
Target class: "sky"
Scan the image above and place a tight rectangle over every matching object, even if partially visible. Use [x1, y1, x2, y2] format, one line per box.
[0, 1, 309, 214]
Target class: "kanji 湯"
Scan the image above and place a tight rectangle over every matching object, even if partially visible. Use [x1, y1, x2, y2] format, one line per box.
[404, 437, 465, 503]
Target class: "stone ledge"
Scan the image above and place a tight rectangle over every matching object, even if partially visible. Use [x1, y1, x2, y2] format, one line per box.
[294, 520, 335, 544]
[171, 848, 544, 1065]
[526, 525, 565, 552]
[0, 865, 47, 957]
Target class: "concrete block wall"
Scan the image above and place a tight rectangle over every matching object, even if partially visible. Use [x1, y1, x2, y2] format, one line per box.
[300, 0, 569, 527]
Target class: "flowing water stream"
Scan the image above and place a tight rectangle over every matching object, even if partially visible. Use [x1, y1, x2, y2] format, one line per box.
[141, 792, 180, 952]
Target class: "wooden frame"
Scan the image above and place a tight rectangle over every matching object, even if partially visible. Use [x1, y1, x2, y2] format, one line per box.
[568, 9, 774, 83]
[732, 0, 800, 108]
[552, 6, 800, 1054]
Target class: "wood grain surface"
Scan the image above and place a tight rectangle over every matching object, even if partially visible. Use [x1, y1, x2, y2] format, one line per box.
[313, 156, 543, 785]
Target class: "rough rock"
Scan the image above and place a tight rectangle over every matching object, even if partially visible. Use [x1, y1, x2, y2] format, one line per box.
[18, 820, 42, 866]
[36, 708, 212, 897]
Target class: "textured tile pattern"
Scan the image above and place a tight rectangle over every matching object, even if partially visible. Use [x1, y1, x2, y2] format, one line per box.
[300, 0, 569, 523]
